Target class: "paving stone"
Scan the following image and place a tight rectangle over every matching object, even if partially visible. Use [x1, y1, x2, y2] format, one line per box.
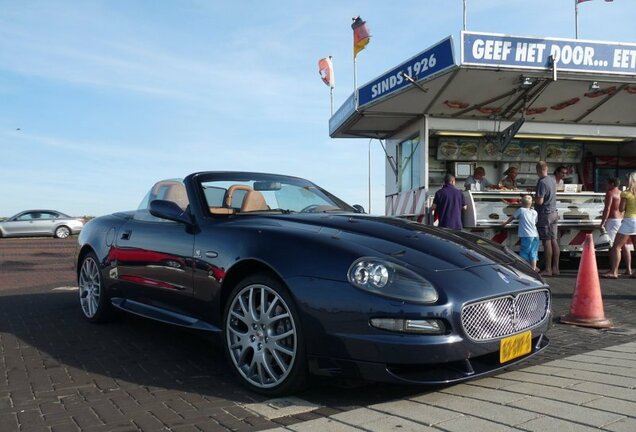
[568, 381, 636, 402]
[516, 415, 606, 432]
[437, 415, 522, 432]
[509, 396, 624, 427]
[525, 366, 636, 388]
[497, 370, 584, 388]
[287, 417, 362, 431]
[50, 422, 81, 432]
[602, 417, 636, 432]
[582, 396, 636, 417]
[331, 408, 436, 432]
[497, 381, 602, 404]
[372, 399, 463, 426]
[544, 359, 636, 378]
[244, 397, 321, 420]
[565, 354, 636, 369]
[411, 392, 539, 426]
[443, 383, 529, 404]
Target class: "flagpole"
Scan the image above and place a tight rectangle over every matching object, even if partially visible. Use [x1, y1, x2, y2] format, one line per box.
[575, 0, 579, 39]
[329, 56, 334, 116]
[330, 86, 334, 116]
[463, 0, 467, 31]
[353, 55, 358, 104]
[368, 140, 372, 213]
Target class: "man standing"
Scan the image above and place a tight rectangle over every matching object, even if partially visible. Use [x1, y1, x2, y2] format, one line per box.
[433, 173, 466, 229]
[535, 161, 559, 276]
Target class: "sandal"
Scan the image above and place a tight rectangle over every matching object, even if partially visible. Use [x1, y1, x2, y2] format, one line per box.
[602, 273, 618, 279]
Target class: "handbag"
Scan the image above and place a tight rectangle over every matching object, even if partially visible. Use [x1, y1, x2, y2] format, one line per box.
[595, 228, 612, 250]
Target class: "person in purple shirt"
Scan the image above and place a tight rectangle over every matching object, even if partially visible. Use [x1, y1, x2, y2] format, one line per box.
[433, 173, 467, 230]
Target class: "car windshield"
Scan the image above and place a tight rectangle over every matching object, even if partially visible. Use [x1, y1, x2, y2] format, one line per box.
[199, 174, 354, 215]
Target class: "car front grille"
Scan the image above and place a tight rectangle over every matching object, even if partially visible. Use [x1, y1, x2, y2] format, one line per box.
[461, 289, 550, 341]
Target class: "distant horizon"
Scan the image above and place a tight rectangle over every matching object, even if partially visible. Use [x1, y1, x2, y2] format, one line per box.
[2, 1, 635, 217]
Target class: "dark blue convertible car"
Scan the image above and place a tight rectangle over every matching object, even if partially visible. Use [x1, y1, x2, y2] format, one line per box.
[76, 172, 551, 395]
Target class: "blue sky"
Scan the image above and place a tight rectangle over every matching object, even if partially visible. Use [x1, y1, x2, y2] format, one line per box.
[1, 0, 635, 217]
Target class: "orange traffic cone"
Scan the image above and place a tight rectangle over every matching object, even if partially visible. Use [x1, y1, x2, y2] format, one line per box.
[560, 233, 613, 328]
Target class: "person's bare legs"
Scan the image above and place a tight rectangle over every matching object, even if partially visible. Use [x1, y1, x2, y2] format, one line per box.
[623, 244, 632, 276]
[605, 234, 628, 278]
[551, 239, 560, 275]
[541, 239, 553, 276]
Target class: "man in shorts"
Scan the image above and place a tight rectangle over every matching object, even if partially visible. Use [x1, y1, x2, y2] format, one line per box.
[535, 161, 559, 276]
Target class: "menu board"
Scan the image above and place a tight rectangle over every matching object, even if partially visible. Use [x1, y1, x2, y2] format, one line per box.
[502, 140, 523, 161]
[545, 142, 583, 163]
[457, 138, 479, 160]
[437, 138, 459, 160]
[436, 138, 582, 163]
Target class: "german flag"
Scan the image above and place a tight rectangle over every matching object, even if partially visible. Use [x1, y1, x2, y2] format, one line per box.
[351, 17, 370, 58]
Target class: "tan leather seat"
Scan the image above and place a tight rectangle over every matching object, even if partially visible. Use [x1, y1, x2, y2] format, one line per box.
[240, 190, 268, 212]
[225, 184, 253, 207]
[152, 181, 189, 210]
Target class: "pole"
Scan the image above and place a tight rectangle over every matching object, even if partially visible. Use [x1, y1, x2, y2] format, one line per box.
[329, 87, 334, 116]
[368, 140, 372, 213]
[353, 55, 358, 105]
[575, 0, 579, 39]
[463, 0, 467, 31]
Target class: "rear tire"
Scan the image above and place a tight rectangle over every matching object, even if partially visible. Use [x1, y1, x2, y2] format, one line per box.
[223, 273, 307, 396]
[55, 225, 71, 239]
[78, 252, 113, 323]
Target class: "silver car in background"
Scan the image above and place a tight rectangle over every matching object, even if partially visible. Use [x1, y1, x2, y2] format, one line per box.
[0, 210, 84, 239]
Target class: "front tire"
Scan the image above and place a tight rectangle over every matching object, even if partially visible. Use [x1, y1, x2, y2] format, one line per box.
[224, 274, 307, 395]
[78, 252, 112, 322]
[55, 225, 71, 239]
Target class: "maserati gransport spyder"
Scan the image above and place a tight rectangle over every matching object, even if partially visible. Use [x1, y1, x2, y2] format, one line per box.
[76, 172, 551, 395]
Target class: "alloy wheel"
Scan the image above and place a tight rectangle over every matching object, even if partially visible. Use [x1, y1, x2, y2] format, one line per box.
[226, 283, 297, 389]
[55, 226, 70, 238]
[79, 256, 101, 318]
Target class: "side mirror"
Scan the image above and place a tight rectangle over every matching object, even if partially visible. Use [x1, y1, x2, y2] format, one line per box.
[352, 204, 366, 214]
[149, 200, 193, 225]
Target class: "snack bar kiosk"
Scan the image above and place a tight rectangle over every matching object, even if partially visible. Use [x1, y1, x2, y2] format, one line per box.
[329, 32, 636, 253]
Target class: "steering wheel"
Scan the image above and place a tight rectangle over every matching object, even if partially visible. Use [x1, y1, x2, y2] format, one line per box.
[300, 204, 321, 213]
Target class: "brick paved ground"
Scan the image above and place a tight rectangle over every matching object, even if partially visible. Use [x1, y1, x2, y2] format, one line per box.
[0, 238, 634, 431]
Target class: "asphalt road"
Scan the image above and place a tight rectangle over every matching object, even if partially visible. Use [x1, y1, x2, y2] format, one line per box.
[1, 237, 634, 431]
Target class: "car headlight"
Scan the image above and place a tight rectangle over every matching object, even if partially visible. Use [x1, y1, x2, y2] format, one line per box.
[347, 257, 438, 303]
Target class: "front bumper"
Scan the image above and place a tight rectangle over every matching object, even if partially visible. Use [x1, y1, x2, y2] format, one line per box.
[308, 334, 549, 384]
[287, 276, 551, 385]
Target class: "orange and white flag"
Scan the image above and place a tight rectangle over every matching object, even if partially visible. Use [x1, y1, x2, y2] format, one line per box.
[318, 57, 335, 88]
[351, 16, 370, 58]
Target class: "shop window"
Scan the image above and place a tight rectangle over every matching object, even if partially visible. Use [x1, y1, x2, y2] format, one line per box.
[398, 136, 421, 192]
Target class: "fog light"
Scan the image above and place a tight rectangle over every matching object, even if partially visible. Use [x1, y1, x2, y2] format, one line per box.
[370, 318, 445, 334]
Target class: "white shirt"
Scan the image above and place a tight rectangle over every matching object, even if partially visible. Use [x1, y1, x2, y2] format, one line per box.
[464, 176, 492, 191]
[514, 207, 539, 238]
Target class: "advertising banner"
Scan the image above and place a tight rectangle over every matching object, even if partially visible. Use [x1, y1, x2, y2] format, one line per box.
[462, 31, 636, 75]
[358, 37, 455, 108]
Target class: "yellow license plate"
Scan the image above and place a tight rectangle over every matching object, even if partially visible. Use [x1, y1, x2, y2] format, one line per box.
[500, 331, 532, 363]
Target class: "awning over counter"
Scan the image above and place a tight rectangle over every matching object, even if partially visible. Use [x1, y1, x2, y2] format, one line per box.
[330, 32, 636, 139]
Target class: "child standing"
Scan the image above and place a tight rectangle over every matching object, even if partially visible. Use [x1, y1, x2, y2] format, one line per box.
[502, 195, 539, 271]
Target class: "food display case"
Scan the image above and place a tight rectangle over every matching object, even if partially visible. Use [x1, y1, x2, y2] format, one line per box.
[463, 190, 605, 253]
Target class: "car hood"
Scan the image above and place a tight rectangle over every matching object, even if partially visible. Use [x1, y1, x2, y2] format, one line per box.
[236, 213, 530, 274]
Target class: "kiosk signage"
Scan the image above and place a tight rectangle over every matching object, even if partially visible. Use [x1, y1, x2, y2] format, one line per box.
[462, 31, 636, 75]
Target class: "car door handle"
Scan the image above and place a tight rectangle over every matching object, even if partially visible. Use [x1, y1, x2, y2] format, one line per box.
[121, 230, 132, 240]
